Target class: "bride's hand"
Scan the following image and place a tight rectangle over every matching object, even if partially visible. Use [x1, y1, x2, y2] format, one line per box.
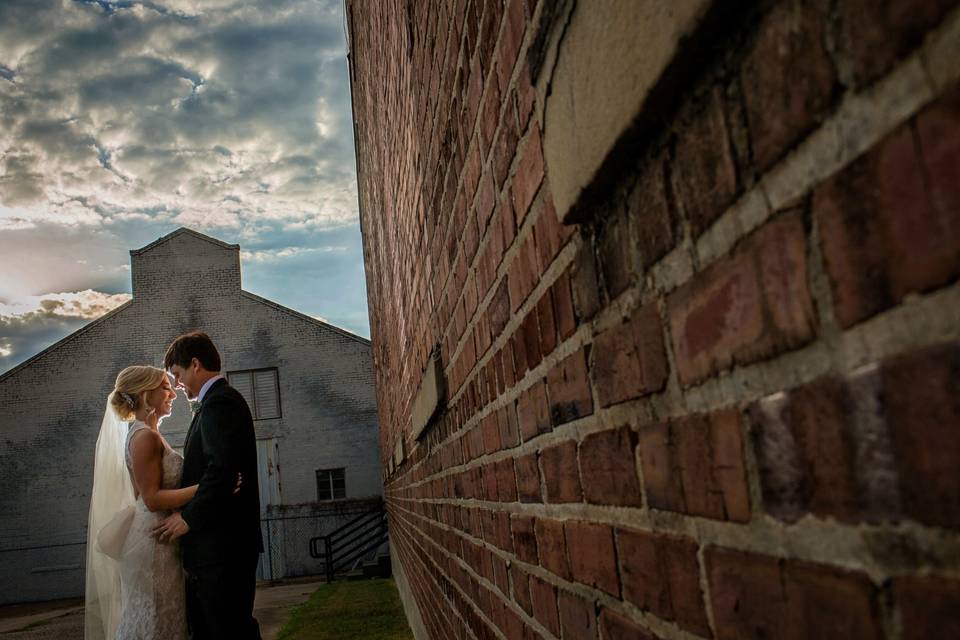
[233, 472, 243, 495]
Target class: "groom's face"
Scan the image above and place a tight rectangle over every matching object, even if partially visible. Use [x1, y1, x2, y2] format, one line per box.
[168, 360, 201, 400]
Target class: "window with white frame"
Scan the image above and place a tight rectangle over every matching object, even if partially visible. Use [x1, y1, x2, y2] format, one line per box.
[316, 468, 346, 501]
[227, 368, 281, 419]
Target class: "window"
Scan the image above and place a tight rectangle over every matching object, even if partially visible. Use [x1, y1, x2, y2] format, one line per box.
[316, 468, 346, 501]
[227, 368, 281, 419]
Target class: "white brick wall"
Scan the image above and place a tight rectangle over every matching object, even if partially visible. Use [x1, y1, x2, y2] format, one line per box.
[0, 228, 381, 604]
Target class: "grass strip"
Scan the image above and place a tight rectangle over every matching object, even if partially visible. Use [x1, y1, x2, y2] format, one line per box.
[277, 578, 413, 640]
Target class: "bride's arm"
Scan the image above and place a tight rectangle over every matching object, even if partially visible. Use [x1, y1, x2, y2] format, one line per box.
[129, 430, 198, 512]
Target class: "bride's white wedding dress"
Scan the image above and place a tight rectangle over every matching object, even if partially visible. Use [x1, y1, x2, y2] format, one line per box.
[114, 421, 188, 639]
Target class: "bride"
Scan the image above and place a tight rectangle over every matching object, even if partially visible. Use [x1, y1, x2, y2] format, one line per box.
[84, 366, 199, 639]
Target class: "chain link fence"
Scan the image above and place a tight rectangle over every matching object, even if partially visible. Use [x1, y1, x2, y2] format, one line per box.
[0, 499, 384, 603]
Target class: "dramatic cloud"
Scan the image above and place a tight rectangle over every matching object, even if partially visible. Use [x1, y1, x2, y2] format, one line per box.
[0, 289, 132, 372]
[0, 0, 370, 373]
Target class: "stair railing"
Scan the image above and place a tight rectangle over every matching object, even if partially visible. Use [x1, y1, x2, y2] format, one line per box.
[309, 500, 388, 582]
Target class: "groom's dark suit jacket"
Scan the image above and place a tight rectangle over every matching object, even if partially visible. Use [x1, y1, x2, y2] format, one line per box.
[179, 378, 263, 569]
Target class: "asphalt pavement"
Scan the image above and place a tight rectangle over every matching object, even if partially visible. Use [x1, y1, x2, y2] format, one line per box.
[0, 579, 324, 639]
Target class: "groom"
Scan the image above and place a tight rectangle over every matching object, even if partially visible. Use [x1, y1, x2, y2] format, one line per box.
[155, 331, 263, 639]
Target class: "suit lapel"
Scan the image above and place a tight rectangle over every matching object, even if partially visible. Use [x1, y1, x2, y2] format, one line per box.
[183, 409, 202, 459]
[182, 379, 226, 459]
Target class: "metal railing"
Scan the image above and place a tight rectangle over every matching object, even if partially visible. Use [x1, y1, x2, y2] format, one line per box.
[309, 501, 388, 582]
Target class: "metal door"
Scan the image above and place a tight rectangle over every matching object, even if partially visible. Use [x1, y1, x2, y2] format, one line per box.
[256, 438, 282, 580]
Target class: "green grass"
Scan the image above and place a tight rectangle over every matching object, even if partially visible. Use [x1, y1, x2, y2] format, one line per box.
[276, 578, 413, 640]
[15, 618, 52, 632]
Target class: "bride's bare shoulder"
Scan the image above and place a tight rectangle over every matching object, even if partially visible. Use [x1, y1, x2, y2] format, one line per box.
[128, 427, 163, 462]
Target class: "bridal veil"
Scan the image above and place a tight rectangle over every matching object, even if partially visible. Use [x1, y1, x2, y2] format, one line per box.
[84, 399, 135, 640]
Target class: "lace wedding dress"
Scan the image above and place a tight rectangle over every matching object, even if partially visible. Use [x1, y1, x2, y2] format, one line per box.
[115, 421, 188, 639]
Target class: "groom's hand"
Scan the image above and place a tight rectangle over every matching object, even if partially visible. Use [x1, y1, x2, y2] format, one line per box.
[153, 512, 190, 543]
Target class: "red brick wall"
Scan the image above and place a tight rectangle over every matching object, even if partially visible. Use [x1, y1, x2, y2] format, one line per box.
[347, 1, 960, 638]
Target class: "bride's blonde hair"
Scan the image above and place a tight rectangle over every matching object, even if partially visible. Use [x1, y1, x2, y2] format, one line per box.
[110, 366, 167, 421]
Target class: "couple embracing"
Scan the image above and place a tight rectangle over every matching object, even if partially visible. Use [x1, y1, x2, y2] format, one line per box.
[85, 332, 263, 640]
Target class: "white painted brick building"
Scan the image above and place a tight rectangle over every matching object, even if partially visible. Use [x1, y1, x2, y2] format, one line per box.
[0, 228, 381, 604]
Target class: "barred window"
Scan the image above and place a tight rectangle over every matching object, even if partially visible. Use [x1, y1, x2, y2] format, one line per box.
[227, 368, 281, 419]
[316, 468, 346, 501]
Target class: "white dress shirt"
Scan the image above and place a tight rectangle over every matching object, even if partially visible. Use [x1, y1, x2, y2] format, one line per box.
[197, 374, 225, 403]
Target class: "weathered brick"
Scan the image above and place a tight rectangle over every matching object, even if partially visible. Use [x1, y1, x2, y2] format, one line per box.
[815, 88, 960, 328]
[512, 128, 545, 224]
[627, 150, 677, 268]
[512, 566, 534, 616]
[551, 269, 577, 340]
[482, 463, 499, 501]
[493, 110, 520, 189]
[534, 196, 570, 273]
[673, 85, 740, 235]
[570, 236, 601, 323]
[894, 575, 960, 640]
[536, 292, 557, 357]
[598, 608, 656, 640]
[591, 304, 668, 407]
[617, 528, 709, 636]
[508, 234, 539, 312]
[495, 457, 518, 502]
[558, 590, 598, 640]
[511, 514, 538, 564]
[515, 450, 542, 503]
[529, 574, 560, 637]
[521, 310, 542, 369]
[596, 201, 634, 298]
[482, 411, 502, 454]
[489, 278, 512, 337]
[465, 215, 481, 268]
[512, 327, 529, 378]
[707, 547, 882, 640]
[464, 55, 485, 134]
[540, 440, 583, 503]
[835, 0, 955, 88]
[565, 520, 620, 597]
[668, 210, 816, 386]
[517, 379, 551, 441]
[546, 347, 593, 426]
[883, 342, 960, 529]
[493, 552, 510, 594]
[479, 76, 501, 159]
[638, 408, 750, 522]
[535, 518, 571, 581]
[637, 420, 685, 512]
[750, 378, 860, 522]
[516, 65, 536, 132]
[497, 0, 526, 93]
[497, 403, 521, 449]
[578, 426, 642, 507]
[739, 0, 838, 171]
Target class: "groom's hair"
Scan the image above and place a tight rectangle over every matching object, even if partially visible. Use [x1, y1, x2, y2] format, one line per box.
[163, 331, 222, 372]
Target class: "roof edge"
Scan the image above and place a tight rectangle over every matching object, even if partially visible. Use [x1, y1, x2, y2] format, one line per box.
[0, 300, 134, 384]
[130, 227, 240, 256]
[239, 290, 371, 346]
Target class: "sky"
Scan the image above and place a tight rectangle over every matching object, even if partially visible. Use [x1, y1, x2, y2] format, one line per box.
[0, 0, 370, 375]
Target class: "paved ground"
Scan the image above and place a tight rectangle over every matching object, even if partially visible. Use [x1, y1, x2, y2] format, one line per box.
[0, 580, 324, 639]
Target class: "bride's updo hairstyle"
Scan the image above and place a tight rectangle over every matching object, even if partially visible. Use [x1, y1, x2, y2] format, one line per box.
[110, 365, 167, 421]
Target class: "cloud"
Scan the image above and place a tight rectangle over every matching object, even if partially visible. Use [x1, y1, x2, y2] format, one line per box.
[0, 0, 371, 367]
[0, 0, 358, 230]
[0, 289, 132, 320]
[0, 289, 131, 373]
[241, 245, 347, 263]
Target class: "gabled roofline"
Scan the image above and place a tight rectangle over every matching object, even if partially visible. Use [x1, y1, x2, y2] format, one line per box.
[130, 227, 239, 256]
[240, 290, 371, 346]
[0, 300, 134, 384]
[0, 290, 371, 385]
